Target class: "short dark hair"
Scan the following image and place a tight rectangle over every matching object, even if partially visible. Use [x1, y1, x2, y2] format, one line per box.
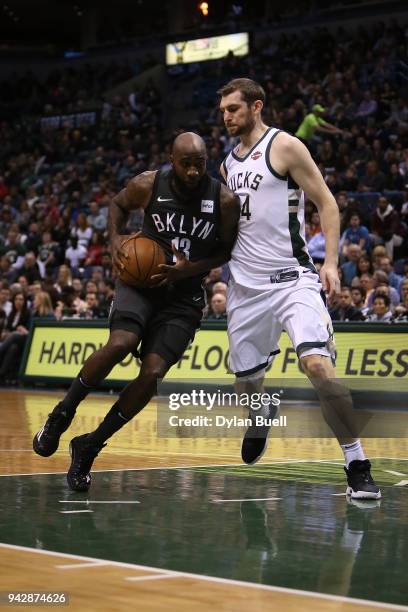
[352, 286, 366, 299]
[217, 78, 265, 106]
[373, 293, 390, 307]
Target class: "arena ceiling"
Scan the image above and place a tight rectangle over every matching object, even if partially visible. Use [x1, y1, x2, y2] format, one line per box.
[0, 0, 401, 54]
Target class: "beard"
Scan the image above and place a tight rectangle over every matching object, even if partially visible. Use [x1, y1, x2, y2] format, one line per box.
[226, 114, 256, 136]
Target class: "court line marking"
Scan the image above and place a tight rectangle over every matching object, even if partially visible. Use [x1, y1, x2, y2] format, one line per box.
[56, 561, 109, 569]
[0, 463, 243, 477]
[59, 510, 93, 514]
[394, 480, 408, 487]
[0, 542, 406, 611]
[1, 457, 406, 479]
[212, 497, 282, 503]
[370, 457, 408, 461]
[0, 459, 326, 478]
[58, 500, 140, 504]
[384, 470, 407, 477]
[125, 574, 177, 582]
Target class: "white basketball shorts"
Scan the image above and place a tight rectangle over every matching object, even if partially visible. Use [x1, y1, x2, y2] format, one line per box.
[227, 268, 335, 377]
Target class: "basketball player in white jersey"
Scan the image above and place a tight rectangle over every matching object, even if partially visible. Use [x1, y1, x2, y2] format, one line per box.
[219, 78, 380, 499]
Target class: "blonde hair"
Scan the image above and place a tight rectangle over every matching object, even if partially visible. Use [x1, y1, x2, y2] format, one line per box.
[57, 265, 72, 286]
[35, 291, 53, 316]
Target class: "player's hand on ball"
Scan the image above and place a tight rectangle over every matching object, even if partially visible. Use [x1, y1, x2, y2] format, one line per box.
[111, 231, 141, 273]
[319, 263, 340, 304]
[150, 244, 192, 286]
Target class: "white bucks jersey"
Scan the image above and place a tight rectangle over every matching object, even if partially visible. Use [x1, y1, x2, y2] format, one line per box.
[223, 127, 314, 288]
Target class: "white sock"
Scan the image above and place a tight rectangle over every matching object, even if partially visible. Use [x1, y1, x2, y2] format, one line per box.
[340, 440, 366, 467]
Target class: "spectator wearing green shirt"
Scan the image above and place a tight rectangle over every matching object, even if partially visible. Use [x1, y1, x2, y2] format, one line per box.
[295, 104, 343, 144]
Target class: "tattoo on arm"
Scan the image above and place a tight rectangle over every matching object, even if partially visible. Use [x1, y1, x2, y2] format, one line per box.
[108, 195, 128, 238]
[107, 171, 155, 239]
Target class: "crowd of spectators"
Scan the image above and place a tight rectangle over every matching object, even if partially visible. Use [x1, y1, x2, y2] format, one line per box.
[1, 19, 408, 381]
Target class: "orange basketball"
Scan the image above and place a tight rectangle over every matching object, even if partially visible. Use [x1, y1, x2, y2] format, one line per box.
[118, 235, 167, 288]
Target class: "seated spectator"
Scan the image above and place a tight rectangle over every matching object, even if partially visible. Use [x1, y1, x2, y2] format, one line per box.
[329, 286, 365, 321]
[309, 211, 321, 237]
[386, 163, 405, 191]
[359, 272, 374, 302]
[205, 293, 227, 320]
[85, 280, 98, 295]
[308, 231, 326, 263]
[32, 291, 56, 319]
[393, 293, 408, 322]
[371, 196, 405, 259]
[38, 231, 61, 273]
[0, 229, 26, 269]
[341, 212, 370, 253]
[27, 280, 43, 306]
[0, 284, 12, 316]
[367, 272, 400, 308]
[71, 213, 93, 248]
[350, 138, 371, 169]
[78, 292, 103, 319]
[211, 281, 228, 297]
[14, 252, 43, 284]
[65, 236, 87, 271]
[100, 250, 114, 280]
[355, 90, 378, 119]
[351, 286, 369, 316]
[57, 286, 86, 319]
[87, 202, 107, 231]
[0, 255, 14, 283]
[365, 293, 393, 322]
[378, 256, 403, 292]
[203, 267, 224, 299]
[356, 255, 374, 278]
[372, 244, 387, 270]
[0, 292, 31, 383]
[0, 308, 6, 337]
[98, 279, 115, 316]
[84, 232, 105, 267]
[54, 265, 73, 293]
[359, 161, 386, 192]
[400, 278, 408, 302]
[16, 275, 30, 297]
[341, 244, 361, 285]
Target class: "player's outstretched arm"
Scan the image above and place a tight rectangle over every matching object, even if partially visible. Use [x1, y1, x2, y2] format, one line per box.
[108, 171, 156, 272]
[274, 133, 341, 301]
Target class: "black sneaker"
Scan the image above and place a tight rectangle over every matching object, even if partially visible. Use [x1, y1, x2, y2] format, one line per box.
[344, 459, 381, 500]
[241, 401, 280, 465]
[33, 404, 73, 457]
[67, 434, 106, 492]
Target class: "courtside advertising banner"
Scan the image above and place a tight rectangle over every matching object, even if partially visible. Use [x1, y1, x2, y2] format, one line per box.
[22, 321, 408, 389]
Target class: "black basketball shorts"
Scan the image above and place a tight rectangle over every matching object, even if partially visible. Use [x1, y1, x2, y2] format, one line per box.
[109, 279, 205, 366]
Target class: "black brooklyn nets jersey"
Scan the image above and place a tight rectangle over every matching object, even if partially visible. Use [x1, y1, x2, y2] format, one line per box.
[142, 169, 221, 288]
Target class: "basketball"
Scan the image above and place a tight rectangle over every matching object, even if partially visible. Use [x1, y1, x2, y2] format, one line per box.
[118, 235, 167, 288]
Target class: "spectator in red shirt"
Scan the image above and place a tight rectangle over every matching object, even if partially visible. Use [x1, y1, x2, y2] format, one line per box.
[371, 196, 405, 259]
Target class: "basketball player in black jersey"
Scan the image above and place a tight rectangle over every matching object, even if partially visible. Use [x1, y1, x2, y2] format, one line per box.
[33, 132, 240, 492]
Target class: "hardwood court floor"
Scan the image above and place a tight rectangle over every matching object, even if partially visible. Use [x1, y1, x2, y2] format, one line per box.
[0, 389, 407, 612]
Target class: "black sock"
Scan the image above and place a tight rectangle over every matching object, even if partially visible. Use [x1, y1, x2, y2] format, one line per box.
[87, 404, 130, 445]
[57, 374, 94, 418]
